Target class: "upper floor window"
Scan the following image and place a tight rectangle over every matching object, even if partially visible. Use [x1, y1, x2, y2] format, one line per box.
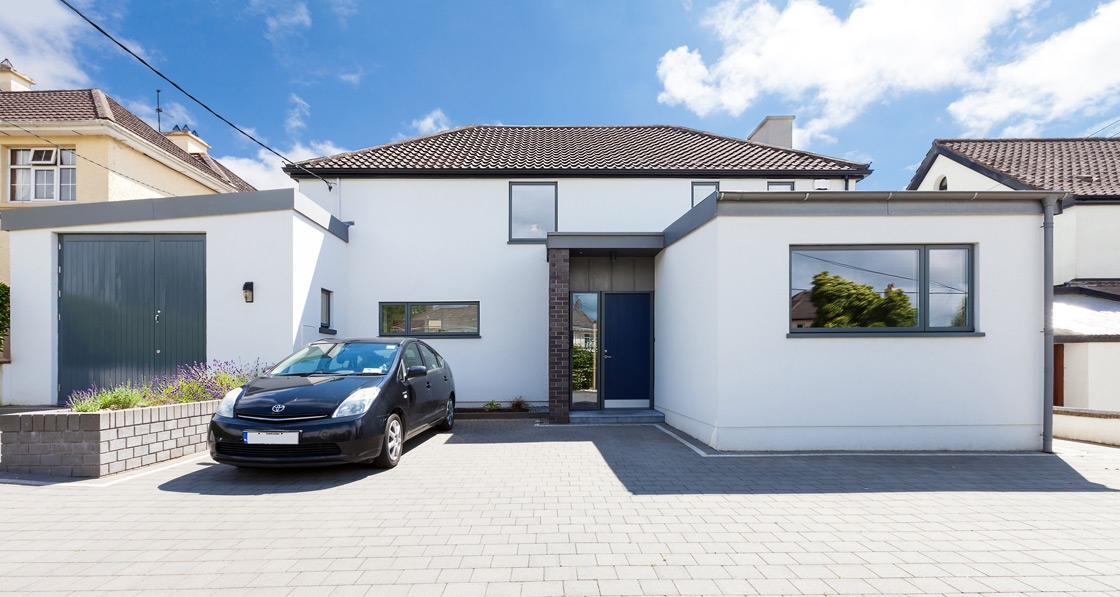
[510, 182, 556, 242]
[768, 181, 794, 191]
[10, 148, 76, 202]
[937, 176, 948, 191]
[692, 181, 718, 207]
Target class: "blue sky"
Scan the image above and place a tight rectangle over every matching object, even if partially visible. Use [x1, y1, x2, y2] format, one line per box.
[3, 0, 1118, 191]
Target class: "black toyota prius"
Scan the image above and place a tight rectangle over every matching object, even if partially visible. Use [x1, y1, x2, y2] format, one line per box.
[209, 339, 455, 468]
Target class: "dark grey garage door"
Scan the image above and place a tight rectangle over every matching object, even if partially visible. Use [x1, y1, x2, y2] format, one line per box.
[58, 234, 206, 404]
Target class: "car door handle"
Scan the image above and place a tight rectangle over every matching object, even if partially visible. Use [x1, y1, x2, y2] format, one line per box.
[425, 382, 431, 389]
[443, 376, 448, 382]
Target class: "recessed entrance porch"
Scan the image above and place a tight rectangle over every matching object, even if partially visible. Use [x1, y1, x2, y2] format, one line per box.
[546, 233, 663, 424]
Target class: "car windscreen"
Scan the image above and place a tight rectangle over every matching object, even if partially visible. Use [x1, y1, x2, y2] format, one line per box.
[270, 342, 400, 376]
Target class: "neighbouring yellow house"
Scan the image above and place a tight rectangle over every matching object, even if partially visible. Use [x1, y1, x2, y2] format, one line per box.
[0, 59, 255, 284]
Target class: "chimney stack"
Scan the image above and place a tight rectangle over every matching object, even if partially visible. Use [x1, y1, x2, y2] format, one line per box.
[0, 59, 35, 92]
[164, 125, 211, 155]
[747, 115, 794, 149]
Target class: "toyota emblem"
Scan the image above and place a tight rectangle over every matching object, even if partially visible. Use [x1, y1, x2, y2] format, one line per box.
[272, 404, 285, 413]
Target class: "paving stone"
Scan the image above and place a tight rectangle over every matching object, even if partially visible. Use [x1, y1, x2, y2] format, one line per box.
[1, 423, 1119, 596]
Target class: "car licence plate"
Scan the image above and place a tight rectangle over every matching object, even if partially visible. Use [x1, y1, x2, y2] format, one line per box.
[243, 431, 300, 445]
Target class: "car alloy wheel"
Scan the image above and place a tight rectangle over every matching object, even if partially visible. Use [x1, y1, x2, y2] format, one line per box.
[375, 413, 403, 468]
[437, 398, 454, 431]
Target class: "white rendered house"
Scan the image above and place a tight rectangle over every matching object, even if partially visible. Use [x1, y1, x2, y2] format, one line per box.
[909, 139, 1120, 415]
[0, 121, 1066, 450]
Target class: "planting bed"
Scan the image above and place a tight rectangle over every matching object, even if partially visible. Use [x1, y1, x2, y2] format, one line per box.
[1, 400, 217, 478]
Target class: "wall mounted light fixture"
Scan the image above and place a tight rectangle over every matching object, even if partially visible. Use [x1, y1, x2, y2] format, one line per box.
[242, 282, 254, 303]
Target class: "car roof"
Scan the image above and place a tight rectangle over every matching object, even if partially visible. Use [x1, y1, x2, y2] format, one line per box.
[312, 338, 411, 344]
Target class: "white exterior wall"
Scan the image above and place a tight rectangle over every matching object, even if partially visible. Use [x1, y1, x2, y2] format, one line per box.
[311, 176, 856, 407]
[292, 215, 349, 347]
[653, 219, 719, 442]
[912, 155, 1013, 193]
[1071, 204, 1120, 279]
[1062, 343, 1120, 411]
[662, 211, 1044, 451]
[1, 208, 345, 405]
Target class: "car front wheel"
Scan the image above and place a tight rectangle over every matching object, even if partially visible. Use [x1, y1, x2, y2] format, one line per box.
[436, 398, 454, 431]
[374, 413, 403, 468]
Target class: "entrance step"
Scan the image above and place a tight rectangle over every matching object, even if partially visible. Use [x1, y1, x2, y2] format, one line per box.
[569, 409, 665, 424]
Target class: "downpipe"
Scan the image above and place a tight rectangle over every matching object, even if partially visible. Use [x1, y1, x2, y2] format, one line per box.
[1042, 195, 1059, 454]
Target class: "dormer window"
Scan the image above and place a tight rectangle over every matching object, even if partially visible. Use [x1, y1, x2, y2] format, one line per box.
[9, 148, 76, 202]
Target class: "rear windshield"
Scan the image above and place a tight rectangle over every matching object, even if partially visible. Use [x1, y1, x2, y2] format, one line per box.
[271, 342, 400, 376]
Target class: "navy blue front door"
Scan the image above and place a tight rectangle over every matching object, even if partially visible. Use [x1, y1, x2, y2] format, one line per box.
[601, 293, 652, 408]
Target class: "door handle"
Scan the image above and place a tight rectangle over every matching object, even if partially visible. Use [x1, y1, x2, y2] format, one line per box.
[603, 355, 612, 359]
[155, 310, 161, 324]
[425, 382, 431, 389]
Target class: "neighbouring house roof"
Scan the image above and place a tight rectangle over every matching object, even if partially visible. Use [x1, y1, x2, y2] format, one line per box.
[0, 89, 255, 193]
[1054, 293, 1120, 341]
[572, 299, 595, 331]
[907, 138, 1120, 199]
[1058, 279, 1120, 300]
[285, 125, 872, 178]
[790, 290, 817, 322]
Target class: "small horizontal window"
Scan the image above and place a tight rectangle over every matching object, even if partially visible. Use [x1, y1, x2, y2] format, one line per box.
[768, 181, 795, 191]
[380, 302, 480, 337]
[790, 245, 973, 333]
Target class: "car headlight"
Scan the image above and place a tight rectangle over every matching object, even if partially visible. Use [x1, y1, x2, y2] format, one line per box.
[333, 386, 380, 418]
[216, 387, 242, 418]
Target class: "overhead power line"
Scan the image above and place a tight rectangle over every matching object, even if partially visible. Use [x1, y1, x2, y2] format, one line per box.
[0, 116, 176, 197]
[58, 0, 335, 192]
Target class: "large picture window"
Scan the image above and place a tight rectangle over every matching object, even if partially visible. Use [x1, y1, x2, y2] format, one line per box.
[790, 245, 973, 333]
[379, 302, 480, 337]
[509, 182, 556, 242]
[10, 148, 77, 202]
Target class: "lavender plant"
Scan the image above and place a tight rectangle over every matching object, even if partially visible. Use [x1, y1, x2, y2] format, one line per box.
[66, 359, 267, 412]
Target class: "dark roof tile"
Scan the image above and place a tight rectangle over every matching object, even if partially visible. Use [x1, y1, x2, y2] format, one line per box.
[290, 125, 870, 175]
[933, 138, 1120, 197]
[0, 89, 255, 193]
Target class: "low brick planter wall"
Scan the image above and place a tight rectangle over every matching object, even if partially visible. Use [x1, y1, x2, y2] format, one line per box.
[1, 400, 217, 478]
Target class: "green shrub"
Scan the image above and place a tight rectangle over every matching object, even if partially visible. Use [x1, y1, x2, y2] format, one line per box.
[483, 399, 501, 412]
[0, 282, 9, 351]
[66, 360, 266, 412]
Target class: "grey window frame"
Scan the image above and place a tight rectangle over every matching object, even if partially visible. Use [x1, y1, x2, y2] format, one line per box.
[691, 181, 719, 207]
[508, 181, 558, 244]
[378, 301, 481, 338]
[319, 288, 335, 335]
[768, 181, 795, 191]
[788, 244, 976, 335]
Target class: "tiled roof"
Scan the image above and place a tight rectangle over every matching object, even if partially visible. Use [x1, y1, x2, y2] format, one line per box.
[915, 138, 1120, 197]
[1054, 293, 1120, 338]
[288, 125, 871, 176]
[0, 89, 255, 193]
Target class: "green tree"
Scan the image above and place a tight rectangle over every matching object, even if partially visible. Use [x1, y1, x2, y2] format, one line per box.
[571, 345, 596, 390]
[810, 272, 917, 328]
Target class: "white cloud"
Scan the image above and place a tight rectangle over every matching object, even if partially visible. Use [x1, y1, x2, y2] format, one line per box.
[948, 1, 1120, 137]
[338, 71, 361, 85]
[285, 93, 311, 136]
[217, 140, 348, 191]
[329, 0, 359, 19]
[657, 0, 1034, 144]
[0, 1, 90, 89]
[263, 2, 311, 41]
[411, 109, 451, 135]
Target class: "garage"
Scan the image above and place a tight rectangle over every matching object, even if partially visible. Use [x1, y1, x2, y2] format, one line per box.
[58, 234, 205, 403]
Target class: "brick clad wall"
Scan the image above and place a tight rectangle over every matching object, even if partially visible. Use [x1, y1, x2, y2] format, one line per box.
[0, 401, 217, 478]
[548, 248, 571, 424]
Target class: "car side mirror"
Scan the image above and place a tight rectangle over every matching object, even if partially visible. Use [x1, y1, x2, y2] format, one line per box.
[406, 365, 427, 379]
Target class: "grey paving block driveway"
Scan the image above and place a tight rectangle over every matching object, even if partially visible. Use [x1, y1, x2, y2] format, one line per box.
[2, 420, 1120, 596]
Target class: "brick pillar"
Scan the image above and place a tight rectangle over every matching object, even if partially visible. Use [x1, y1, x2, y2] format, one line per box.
[548, 248, 570, 424]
